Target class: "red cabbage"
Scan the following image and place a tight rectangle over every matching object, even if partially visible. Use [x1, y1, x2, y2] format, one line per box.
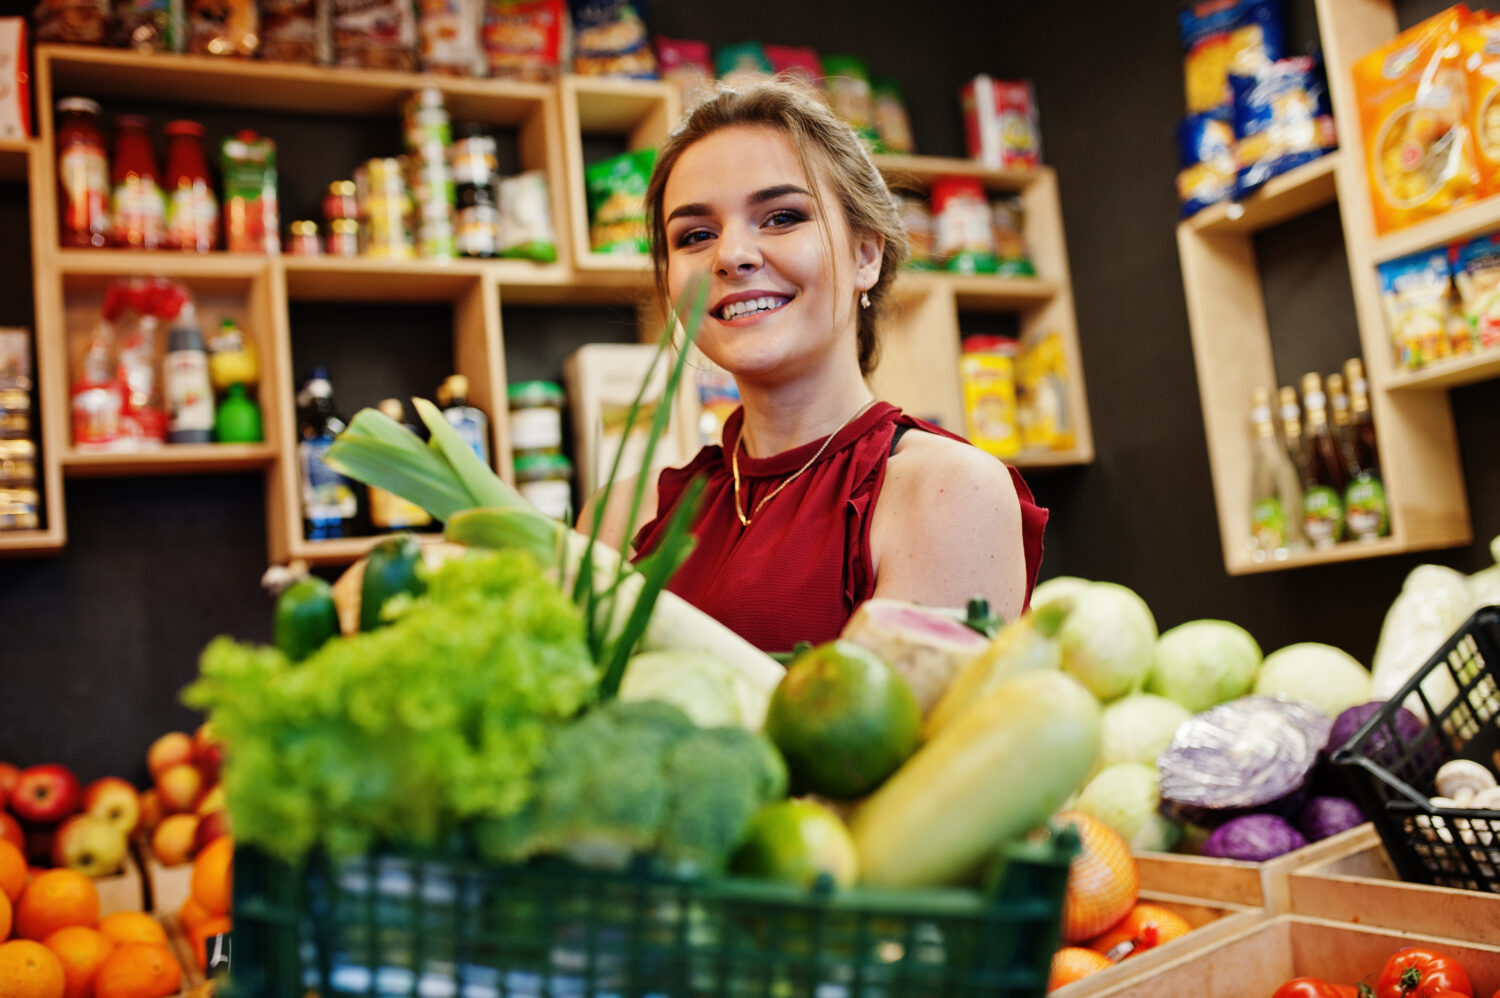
[1296, 796, 1365, 842]
[1157, 696, 1331, 827]
[1202, 813, 1308, 861]
[1326, 700, 1424, 766]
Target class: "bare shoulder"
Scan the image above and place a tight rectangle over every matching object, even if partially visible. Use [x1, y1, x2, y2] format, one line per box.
[870, 428, 1026, 618]
[575, 473, 660, 555]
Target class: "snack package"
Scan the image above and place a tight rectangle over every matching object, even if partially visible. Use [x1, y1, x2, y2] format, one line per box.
[1175, 110, 1237, 216]
[1378, 249, 1456, 370]
[0, 20, 30, 141]
[482, 0, 563, 81]
[897, 193, 936, 270]
[715, 41, 772, 89]
[113, 0, 171, 50]
[570, 0, 656, 79]
[1178, 0, 1286, 114]
[258, 0, 320, 62]
[959, 336, 1020, 459]
[656, 36, 714, 110]
[872, 76, 916, 154]
[496, 170, 558, 262]
[1015, 331, 1074, 451]
[187, 0, 259, 56]
[333, 0, 419, 71]
[419, 0, 482, 75]
[221, 130, 280, 254]
[585, 147, 654, 255]
[823, 54, 879, 147]
[960, 76, 1041, 171]
[33, 0, 110, 44]
[764, 43, 823, 91]
[1450, 233, 1500, 352]
[991, 195, 1035, 277]
[1229, 55, 1337, 198]
[931, 175, 997, 275]
[1353, 6, 1480, 235]
[1459, 14, 1500, 196]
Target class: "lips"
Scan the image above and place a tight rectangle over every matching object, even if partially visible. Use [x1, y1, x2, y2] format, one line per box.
[713, 292, 792, 320]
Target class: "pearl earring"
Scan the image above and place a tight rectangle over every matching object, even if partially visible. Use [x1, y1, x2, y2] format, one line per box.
[859, 291, 871, 309]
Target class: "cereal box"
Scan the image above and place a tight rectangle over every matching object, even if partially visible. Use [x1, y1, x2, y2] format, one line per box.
[961, 76, 1040, 171]
[1353, 6, 1481, 235]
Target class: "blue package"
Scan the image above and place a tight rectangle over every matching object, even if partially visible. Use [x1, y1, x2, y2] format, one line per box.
[1377, 249, 1454, 370]
[1178, 111, 1235, 168]
[1179, 0, 1287, 113]
[570, 0, 657, 79]
[1229, 55, 1336, 198]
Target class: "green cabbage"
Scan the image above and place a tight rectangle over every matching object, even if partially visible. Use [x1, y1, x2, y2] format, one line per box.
[1253, 642, 1372, 718]
[1146, 619, 1263, 713]
[1100, 693, 1191, 769]
[619, 649, 768, 729]
[1057, 582, 1158, 702]
[1072, 762, 1181, 852]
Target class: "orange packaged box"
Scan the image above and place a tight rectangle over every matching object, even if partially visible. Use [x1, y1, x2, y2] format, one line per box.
[1460, 13, 1500, 195]
[1353, 5, 1482, 234]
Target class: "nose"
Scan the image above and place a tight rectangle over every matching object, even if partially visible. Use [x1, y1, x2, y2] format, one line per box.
[714, 221, 761, 277]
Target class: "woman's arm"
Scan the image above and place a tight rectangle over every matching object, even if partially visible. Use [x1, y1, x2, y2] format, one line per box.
[868, 432, 1027, 622]
[575, 472, 658, 556]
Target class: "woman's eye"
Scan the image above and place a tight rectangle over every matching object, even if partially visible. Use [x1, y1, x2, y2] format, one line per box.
[765, 209, 804, 227]
[675, 229, 712, 248]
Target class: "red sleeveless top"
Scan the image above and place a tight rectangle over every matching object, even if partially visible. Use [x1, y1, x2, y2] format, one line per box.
[631, 401, 1048, 653]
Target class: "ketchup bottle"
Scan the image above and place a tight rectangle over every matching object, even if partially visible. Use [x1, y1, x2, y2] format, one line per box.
[55, 97, 110, 248]
[163, 120, 219, 252]
[110, 114, 166, 249]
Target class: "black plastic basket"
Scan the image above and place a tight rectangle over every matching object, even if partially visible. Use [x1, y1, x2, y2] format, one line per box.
[1332, 604, 1500, 894]
[223, 829, 1077, 998]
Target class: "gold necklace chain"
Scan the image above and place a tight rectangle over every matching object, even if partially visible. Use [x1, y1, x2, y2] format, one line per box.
[731, 399, 877, 527]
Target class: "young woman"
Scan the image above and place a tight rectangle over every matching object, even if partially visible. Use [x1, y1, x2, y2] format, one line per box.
[582, 81, 1047, 653]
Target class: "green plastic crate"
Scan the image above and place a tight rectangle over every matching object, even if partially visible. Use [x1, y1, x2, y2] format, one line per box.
[224, 828, 1077, 998]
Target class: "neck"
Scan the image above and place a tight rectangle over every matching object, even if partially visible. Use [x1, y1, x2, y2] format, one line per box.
[735, 377, 875, 458]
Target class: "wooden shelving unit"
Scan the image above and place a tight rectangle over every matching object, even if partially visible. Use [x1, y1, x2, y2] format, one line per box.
[1176, 0, 1481, 575]
[10, 44, 1095, 563]
[0, 137, 33, 181]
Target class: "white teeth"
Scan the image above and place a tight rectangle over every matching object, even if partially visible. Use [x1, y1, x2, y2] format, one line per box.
[721, 296, 785, 319]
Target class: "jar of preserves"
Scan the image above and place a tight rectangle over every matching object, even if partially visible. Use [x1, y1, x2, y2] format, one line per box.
[55, 97, 110, 248]
[514, 452, 573, 522]
[507, 380, 564, 458]
[163, 119, 218, 251]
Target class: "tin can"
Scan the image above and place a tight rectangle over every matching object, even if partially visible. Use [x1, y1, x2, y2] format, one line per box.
[288, 219, 322, 256]
[326, 218, 360, 257]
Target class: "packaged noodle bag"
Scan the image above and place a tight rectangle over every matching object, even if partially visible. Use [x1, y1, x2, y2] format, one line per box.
[1459, 13, 1500, 196]
[1179, 0, 1285, 114]
[1450, 233, 1500, 351]
[1015, 331, 1073, 452]
[1378, 249, 1455, 370]
[1354, 6, 1481, 235]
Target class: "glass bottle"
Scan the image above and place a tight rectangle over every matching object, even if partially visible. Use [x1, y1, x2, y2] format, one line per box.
[1326, 371, 1352, 464]
[1299, 372, 1348, 549]
[1248, 387, 1305, 561]
[164, 304, 215, 443]
[437, 374, 490, 466]
[1277, 385, 1309, 484]
[1343, 358, 1390, 542]
[367, 398, 435, 532]
[55, 97, 110, 248]
[110, 114, 167, 249]
[296, 366, 359, 540]
[163, 120, 219, 252]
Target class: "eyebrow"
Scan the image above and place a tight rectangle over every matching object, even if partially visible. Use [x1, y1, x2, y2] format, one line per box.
[664, 184, 812, 224]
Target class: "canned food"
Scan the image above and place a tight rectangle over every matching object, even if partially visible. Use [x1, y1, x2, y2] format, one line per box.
[288, 220, 322, 256]
[327, 218, 360, 257]
[323, 180, 358, 223]
[0, 487, 39, 531]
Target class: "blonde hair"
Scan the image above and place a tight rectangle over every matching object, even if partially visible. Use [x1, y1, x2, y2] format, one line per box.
[644, 80, 909, 376]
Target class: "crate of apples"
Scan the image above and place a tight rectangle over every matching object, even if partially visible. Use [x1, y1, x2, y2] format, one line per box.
[137, 726, 229, 915]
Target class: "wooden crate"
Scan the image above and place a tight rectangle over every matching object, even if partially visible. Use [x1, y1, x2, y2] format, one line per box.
[159, 909, 208, 995]
[1085, 914, 1500, 998]
[1051, 890, 1264, 998]
[1288, 831, 1500, 940]
[96, 845, 148, 915]
[141, 847, 196, 917]
[1134, 822, 1379, 910]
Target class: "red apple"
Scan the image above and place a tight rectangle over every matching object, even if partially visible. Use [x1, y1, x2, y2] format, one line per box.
[52, 813, 128, 877]
[155, 763, 203, 814]
[0, 811, 23, 852]
[0, 761, 20, 800]
[10, 764, 82, 825]
[195, 784, 226, 816]
[83, 776, 142, 837]
[147, 731, 194, 778]
[151, 812, 199, 866]
[192, 722, 226, 785]
[193, 808, 231, 854]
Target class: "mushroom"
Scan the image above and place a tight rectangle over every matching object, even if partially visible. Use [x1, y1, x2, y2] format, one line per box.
[1470, 785, 1500, 811]
[1434, 760, 1497, 803]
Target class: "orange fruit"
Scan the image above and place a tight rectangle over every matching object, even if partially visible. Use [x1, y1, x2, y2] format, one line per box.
[189, 836, 233, 917]
[1087, 902, 1193, 959]
[0, 840, 29, 904]
[0, 938, 68, 998]
[175, 896, 211, 937]
[0, 890, 11, 942]
[42, 925, 116, 998]
[1047, 947, 1113, 991]
[13, 870, 100, 942]
[93, 942, 180, 998]
[96, 912, 168, 948]
[1055, 811, 1139, 944]
[188, 915, 231, 971]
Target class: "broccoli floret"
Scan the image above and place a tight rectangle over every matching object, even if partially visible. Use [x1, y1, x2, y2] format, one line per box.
[477, 699, 788, 875]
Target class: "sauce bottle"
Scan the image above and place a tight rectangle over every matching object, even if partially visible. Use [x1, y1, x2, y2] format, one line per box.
[55, 98, 110, 248]
[163, 119, 219, 252]
[110, 114, 167, 249]
[296, 366, 359, 539]
[437, 374, 490, 465]
[164, 304, 215, 443]
[1298, 372, 1347, 549]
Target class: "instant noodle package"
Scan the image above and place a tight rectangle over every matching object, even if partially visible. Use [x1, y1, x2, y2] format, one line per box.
[1353, 6, 1482, 235]
[1178, 0, 1285, 115]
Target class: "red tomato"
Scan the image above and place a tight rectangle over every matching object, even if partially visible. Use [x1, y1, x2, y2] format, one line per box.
[1274, 979, 1347, 998]
[1376, 949, 1473, 998]
[1333, 987, 1359, 998]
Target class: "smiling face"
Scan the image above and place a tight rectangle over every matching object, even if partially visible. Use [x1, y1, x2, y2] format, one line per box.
[662, 123, 883, 389]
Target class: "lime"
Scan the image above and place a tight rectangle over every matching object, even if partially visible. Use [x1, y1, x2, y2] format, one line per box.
[273, 575, 339, 661]
[764, 640, 921, 799]
[731, 798, 859, 888]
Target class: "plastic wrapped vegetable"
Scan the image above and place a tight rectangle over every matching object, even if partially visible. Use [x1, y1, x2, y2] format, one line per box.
[1201, 813, 1307, 861]
[1157, 695, 1331, 827]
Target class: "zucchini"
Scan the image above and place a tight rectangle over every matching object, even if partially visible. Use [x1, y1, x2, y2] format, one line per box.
[274, 575, 340, 661]
[850, 669, 1100, 888]
[360, 533, 427, 631]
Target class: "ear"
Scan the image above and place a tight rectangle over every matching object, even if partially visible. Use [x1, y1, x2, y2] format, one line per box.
[853, 229, 885, 293]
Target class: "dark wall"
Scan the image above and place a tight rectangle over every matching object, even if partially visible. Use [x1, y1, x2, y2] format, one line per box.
[3, 0, 1497, 783]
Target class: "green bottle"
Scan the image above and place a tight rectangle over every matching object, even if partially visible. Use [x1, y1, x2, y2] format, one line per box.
[214, 383, 263, 443]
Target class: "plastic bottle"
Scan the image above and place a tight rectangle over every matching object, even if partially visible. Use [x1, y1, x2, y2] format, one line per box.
[164, 304, 215, 443]
[71, 320, 122, 448]
[215, 383, 263, 443]
[296, 366, 359, 539]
